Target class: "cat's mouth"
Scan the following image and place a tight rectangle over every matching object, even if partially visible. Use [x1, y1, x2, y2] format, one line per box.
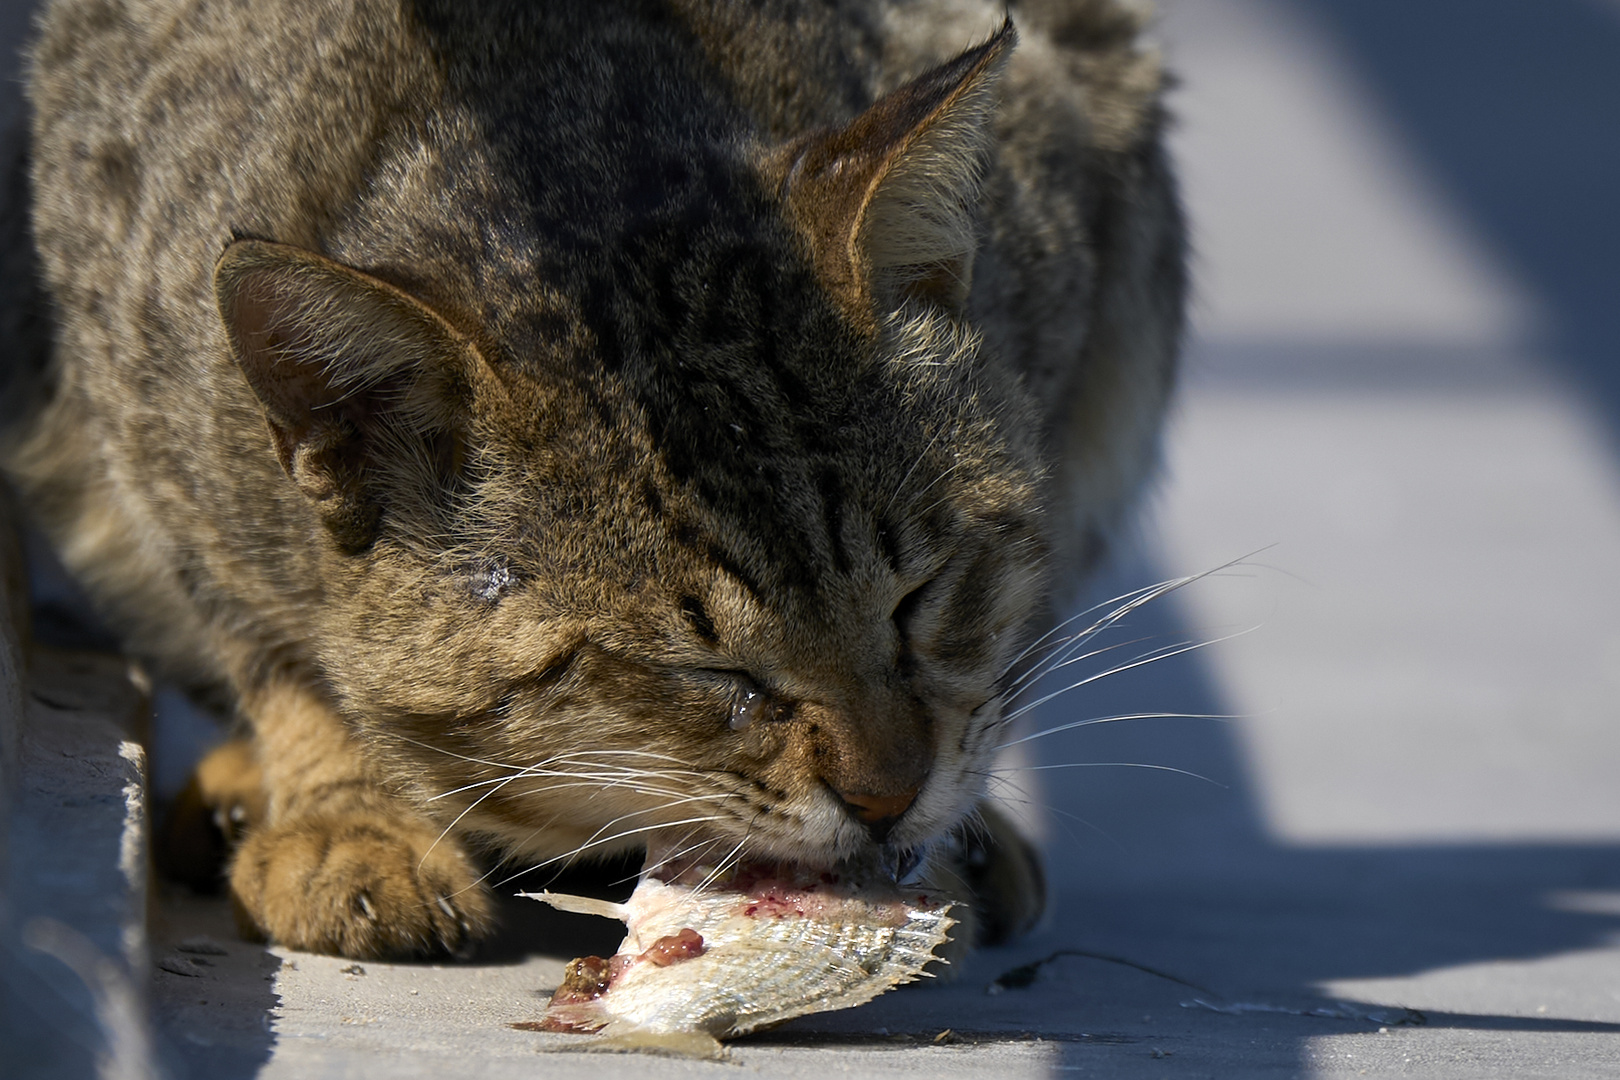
[644, 841, 926, 893]
[639, 833, 930, 893]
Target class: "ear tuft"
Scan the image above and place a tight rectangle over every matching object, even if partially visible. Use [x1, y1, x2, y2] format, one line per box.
[781, 21, 1014, 320]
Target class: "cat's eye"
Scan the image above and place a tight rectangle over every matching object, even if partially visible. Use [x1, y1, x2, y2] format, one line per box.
[729, 687, 767, 731]
[725, 679, 792, 731]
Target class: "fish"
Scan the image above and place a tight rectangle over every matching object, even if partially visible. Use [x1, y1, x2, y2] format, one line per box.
[520, 852, 956, 1057]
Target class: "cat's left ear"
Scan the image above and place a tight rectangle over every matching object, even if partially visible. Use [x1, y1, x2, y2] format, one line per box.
[214, 240, 485, 551]
[778, 20, 1014, 322]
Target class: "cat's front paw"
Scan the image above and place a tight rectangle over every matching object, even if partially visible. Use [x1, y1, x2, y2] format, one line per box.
[933, 801, 1047, 952]
[158, 738, 266, 892]
[229, 811, 493, 959]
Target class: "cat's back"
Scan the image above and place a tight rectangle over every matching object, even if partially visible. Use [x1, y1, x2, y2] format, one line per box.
[27, 0, 858, 372]
[29, 0, 427, 307]
[29, 0, 1168, 286]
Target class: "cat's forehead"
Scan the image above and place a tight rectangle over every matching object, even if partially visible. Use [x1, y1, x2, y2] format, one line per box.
[471, 318, 1040, 646]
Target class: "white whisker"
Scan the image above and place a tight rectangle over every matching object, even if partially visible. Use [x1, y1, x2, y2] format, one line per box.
[1004, 550, 1274, 699]
[639, 833, 727, 883]
[490, 814, 731, 892]
[881, 426, 946, 516]
[998, 710, 1235, 750]
[1001, 579, 1172, 677]
[1003, 634, 1159, 701]
[998, 760, 1224, 787]
[1000, 627, 1256, 728]
[695, 831, 754, 895]
[1003, 576, 1199, 697]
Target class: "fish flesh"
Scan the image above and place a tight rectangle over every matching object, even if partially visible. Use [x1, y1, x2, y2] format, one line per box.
[521, 852, 955, 1056]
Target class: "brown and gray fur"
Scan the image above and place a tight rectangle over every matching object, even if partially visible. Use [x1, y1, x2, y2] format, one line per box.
[0, 0, 1183, 959]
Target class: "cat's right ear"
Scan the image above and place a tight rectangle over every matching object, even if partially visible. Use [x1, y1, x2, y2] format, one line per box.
[778, 21, 1014, 325]
[214, 240, 481, 551]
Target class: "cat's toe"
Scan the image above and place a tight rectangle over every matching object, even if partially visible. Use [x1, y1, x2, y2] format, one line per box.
[229, 812, 494, 959]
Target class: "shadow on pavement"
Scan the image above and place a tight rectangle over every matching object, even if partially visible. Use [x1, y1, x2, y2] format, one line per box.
[967, 553, 1620, 1071]
[1289, 0, 1620, 446]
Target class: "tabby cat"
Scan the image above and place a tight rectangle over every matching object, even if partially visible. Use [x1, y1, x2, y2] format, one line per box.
[0, 0, 1183, 959]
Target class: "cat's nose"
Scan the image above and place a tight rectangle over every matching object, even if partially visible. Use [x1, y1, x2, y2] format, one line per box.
[836, 788, 918, 842]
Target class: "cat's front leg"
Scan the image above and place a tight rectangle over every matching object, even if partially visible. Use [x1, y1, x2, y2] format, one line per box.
[227, 680, 494, 959]
[929, 801, 1047, 962]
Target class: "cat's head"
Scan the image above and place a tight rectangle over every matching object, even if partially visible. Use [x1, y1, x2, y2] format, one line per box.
[215, 25, 1046, 873]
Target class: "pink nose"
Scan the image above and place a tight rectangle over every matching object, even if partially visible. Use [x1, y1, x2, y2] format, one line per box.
[836, 788, 918, 825]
